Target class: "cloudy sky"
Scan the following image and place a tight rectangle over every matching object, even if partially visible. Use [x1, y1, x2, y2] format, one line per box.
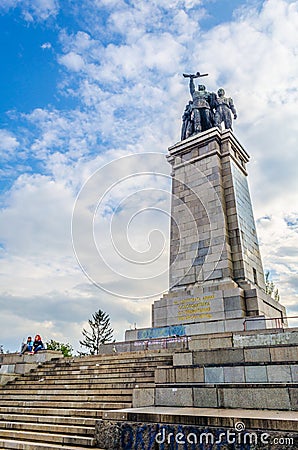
[0, 0, 297, 353]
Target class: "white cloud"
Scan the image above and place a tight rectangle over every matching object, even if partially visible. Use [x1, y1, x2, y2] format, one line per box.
[58, 52, 85, 72]
[1, 176, 71, 247]
[41, 42, 52, 49]
[0, 0, 59, 20]
[0, 130, 19, 159]
[0, 0, 18, 9]
[257, 214, 298, 319]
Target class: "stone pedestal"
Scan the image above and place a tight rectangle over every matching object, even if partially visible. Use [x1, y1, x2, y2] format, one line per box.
[126, 128, 287, 341]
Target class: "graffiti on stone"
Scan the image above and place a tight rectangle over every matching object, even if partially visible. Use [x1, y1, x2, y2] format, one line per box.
[95, 420, 296, 450]
[137, 325, 186, 340]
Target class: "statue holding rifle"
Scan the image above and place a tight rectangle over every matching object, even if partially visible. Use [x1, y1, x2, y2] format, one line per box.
[181, 71, 237, 140]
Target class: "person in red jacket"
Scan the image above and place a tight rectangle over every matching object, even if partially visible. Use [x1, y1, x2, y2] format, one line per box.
[32, 334, 44, 354]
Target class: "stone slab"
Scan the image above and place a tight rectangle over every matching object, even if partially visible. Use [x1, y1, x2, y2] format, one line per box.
[270, 346, 298, 362]
[193, 387, 218, 408]
[193, 348, 244, 365]
[233, 331, 298, 348]
[155, 387, 193, 407]
[0, 364, 15, 374]
[223, 366, 245, 383]
[155, 367, 204, 384]
[205, 367, 224, 383]
[0, 373, 17, 385]
[267, 365, 292, 383]
[102, 405, 298, 429]
[245, 366, 268, 383]
[133, 388, 155, 408]
[291, 365, 298, 383]
[96, 418, 297, 449]
[289, 388, 298, 410]
[221, 387, 291, 410]
[244, 347, 271, 363]
[173, 352, 193, 366]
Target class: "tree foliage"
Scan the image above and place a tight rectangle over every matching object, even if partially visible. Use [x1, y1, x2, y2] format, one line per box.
[79, 309, 114, 355]
[265, 271, 280, 302]
[46, 339, 73, 357]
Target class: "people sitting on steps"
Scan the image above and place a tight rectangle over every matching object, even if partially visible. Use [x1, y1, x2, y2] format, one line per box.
[19, 336, 33, 356]
[31, 334, 45, 354]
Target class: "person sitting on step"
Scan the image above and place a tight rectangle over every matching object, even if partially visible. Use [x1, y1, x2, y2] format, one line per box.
[19, 336, 33, 356]
[31, 334, 45, 354]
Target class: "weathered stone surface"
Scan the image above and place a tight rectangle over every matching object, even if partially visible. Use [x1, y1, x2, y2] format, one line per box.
[133, 388, 155, 408]
[245, 366, 268, 383]
[193, 348, 244, 365]
[95, 419, 298, 449]
[0, 364, 15, 374]
[193, 387, 218, 407]
[176, 367, 204, 383]
[221, 387, 291, 410]
[244, 347, 271, 363]
[173, 351, 193, 366]
[14, 362, 38, 374]
[155, 367, 204, 384]
[155, 387, 193, 407]
[0, 373, 17, 385]
[138, 130, 288, 338]
[267, 365, 292, 383]
[224, 366, 245, 383]
[205, 367, 224, 383]
[233, 331, 298, 348]
[270, 346, 298, 362]
[289, 388, 298, 410]
[290, 365, 298, 382]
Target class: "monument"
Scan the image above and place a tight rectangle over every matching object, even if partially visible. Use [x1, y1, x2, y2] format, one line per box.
[126, 72, 287, 341]
[97, 74, 295, 450]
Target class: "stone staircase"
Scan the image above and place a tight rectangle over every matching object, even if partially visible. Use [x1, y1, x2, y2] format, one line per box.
[96, 330, 298, 449]
[153, 342, 298, 410]
[0, 350, 173, 449]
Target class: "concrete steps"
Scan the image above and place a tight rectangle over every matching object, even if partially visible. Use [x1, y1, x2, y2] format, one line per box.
[150, 345, 298, 411]
[0, 407, 101, 418]
[0, 423, 93, 438]
[0, 440, 102, 450]
[0, 400, 131, 409]
[6, 381, 154, 389]
[0, 414, 95, 427]
[0, 350, 173, 448]
[0, 392, 133, 401]
[0, 430, 94, 447]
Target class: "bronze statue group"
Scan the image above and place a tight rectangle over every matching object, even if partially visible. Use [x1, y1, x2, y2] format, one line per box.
[181, 72, 237, 141]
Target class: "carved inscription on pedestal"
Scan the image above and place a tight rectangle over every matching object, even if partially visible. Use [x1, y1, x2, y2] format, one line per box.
[174, 295, 215, 321]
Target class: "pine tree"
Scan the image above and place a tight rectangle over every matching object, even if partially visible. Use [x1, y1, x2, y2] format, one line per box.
[79, 309, 114, 355]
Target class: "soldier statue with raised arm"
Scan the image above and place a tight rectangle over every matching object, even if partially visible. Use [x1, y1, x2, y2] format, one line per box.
[184, 72, 215, 135]
[181, 72, 237, 140]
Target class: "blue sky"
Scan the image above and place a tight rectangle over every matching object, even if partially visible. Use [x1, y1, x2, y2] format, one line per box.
[0, 0, 297, 352]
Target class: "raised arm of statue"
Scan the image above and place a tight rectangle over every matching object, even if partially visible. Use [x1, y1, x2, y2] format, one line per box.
[189, 77, 195, 97]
